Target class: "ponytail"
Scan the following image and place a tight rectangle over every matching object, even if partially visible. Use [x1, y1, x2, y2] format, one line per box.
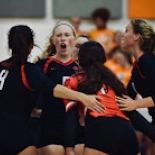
[8, 25, 34, 67]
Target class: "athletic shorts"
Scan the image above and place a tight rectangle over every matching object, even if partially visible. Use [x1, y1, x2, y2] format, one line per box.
[30, 117, 41, 147]
[0, 141, 31, 155]
[85, 115, 140, 155]
[76, 124, 85, 145]
[38, 119, 65, 147]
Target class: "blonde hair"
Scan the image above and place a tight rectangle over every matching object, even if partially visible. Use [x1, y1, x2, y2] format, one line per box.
[33, 21, 76, 63]
[42, 21, 76, 58]
[131, 19, 155, 54]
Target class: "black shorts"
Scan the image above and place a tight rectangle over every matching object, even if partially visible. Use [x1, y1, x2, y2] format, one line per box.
[0, 137, 31, 155]
[30, 117, 41, 147]
[38, 119, 65, 147]
[76, 125, 85, 144]
[85, 115, 139, 155]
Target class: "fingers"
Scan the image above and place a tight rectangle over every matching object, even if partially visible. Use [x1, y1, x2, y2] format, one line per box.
[96, 101, 106, 112]
[116, 95, 129, 100]
[90, 106, 104, 113]
[117, 103, 128, 111]
[89, 105, 104, 113]
[86, 95, 105, 112]
[118, 103, 125, 108]
[122, 94, 129, 99]
[95, 95, 103, 100]
[116, 96, 125, 101]
[95, 96, 106, 112]
[116, 96, 126, 104]
[95, 95, 106, 109]
[87, 100, 105, 113]
[119, 107, 128, 111]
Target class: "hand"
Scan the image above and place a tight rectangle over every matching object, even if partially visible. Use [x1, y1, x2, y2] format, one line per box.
[116, 95, 137, 111]
[66, 147, 75, 155]
[80, 95, 106, 113]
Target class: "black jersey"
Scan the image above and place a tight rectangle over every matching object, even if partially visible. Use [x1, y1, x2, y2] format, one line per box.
[127, 52, 155, 125]
[36, 57, 78, 147]
[0, 58, 56, 154]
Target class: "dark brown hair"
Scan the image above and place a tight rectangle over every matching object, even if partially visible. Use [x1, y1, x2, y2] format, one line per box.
[92, 8, 110, 22]
[8, 25, 34, 67]
[77, 41, 127, 96]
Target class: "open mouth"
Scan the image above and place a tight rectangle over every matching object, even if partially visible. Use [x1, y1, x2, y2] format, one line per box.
[121, 39, 124, 45]
[60, 43, 67, 49]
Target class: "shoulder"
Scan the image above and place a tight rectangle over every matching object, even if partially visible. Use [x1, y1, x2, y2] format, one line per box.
[68, 59, 78, 66]
[64, 73, 83, 90]
[23, 62, 42, 73]
[141, 52, 155, 61]
[35, 58, 49, 66]
[139, 53, 155, 66]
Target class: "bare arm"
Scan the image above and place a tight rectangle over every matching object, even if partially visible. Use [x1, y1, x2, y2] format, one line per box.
[53, 84, 105, 112]
[116, 95, 154, 111]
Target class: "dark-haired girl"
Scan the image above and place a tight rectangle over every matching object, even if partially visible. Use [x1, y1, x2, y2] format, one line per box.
[71, 35, 90, 62]
[64, 41, 140, 155]
[0, 25, 104, 155]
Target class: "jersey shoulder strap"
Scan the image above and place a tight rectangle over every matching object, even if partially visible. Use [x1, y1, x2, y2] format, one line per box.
[43, 57, 54, 74]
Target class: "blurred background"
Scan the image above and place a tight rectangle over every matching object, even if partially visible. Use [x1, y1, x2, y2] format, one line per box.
[0, 1, 155, 154]
[0, 0, 155, 61]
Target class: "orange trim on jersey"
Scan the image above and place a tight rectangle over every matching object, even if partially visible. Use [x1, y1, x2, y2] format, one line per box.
[21, 65, 34, 91]
[43, 57, 75, 74]
[43, 57, 52, 74]
[1, 62, 11, 67]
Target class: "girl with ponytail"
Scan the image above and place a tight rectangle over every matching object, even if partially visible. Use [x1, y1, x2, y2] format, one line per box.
[0, 26, 104, 155]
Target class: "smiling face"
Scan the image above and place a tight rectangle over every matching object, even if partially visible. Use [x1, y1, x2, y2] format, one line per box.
[121, 23, 137, 51]
[52, 25, 76, 57]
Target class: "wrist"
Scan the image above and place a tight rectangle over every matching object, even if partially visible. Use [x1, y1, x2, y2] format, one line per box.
[136, 97, 154, 109]
[76, 92, 86, 102]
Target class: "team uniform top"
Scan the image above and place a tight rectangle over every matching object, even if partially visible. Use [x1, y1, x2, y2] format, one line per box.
[127, 52, 155, 125]
[36, 57, 78, 147]
[63, 73, 129, 147]
[0, 58, 56, 155]
[64, 73, 129, 120]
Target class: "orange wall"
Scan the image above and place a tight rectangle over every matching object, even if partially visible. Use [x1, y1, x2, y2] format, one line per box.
[128, 0, 155, 19]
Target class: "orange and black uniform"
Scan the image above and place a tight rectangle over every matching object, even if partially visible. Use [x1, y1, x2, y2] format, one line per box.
[64, 74, 139, 155]
[36, 57, 78, 147]
[127, 52, 155, 126]
[0, 58, 56, 155]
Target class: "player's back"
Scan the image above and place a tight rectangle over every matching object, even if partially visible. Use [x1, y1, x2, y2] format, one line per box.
[0, 58, 33, 152]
